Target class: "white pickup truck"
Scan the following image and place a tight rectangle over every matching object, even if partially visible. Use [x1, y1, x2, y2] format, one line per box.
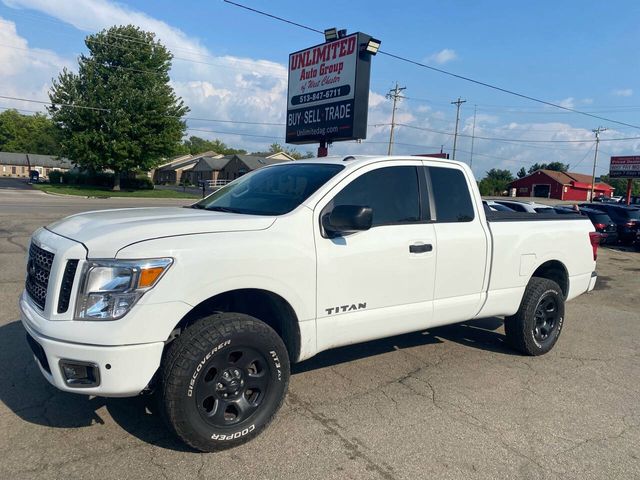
[20, 155, 599, 451]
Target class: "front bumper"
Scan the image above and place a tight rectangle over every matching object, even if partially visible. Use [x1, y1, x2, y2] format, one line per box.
[20, 301, 165, 397]
[587, 271, 597, 292]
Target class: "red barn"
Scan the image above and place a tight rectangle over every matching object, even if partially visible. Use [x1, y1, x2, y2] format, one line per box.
[508, 169, 614, 201]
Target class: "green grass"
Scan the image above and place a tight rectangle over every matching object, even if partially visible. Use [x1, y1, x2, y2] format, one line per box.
[34, 183, 200, 199]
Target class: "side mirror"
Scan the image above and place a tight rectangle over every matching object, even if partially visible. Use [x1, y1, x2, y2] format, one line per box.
[323, 205, 373, 236]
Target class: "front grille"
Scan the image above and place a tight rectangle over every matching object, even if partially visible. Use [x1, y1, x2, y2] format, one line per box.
[57, 260, 78, 313]
[25, 243, 55, 310]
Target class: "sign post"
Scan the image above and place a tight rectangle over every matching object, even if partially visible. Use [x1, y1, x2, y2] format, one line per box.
[286, 32, 378, 156]
[609, 156, 640, 205]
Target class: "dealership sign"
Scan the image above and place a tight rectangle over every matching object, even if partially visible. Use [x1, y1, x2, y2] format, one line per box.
[286, 33, 373, 145]
[610, 156, 640, 178]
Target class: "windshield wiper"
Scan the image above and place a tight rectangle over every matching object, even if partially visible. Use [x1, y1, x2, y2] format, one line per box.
[190, 203, 205, 209]
[205, 206, 244, 214]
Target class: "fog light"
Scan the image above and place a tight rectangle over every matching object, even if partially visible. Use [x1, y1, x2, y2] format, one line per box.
[59, 360, 100, 387]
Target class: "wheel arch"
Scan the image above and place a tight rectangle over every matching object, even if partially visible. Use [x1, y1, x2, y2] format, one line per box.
[531, 260, 569, 298]
[173, 288, 302, 363]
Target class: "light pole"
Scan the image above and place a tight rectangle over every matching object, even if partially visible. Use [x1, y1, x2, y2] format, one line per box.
[590, 126, 607, 202]
[451, 97, 466, 160]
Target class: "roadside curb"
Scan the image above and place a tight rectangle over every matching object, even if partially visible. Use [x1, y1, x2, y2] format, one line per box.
[37, 190, 196, 200]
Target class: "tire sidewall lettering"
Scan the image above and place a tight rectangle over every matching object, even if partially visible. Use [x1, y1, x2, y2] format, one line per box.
[187, 339, 232, 397]
[269, 350, 282, 381]
[210, 424, 255, 441]
[532, 289, 563, 349]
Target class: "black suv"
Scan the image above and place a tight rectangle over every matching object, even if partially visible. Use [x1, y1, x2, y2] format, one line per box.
[555, 206, 619, 244]
[580, 204, 640, 244]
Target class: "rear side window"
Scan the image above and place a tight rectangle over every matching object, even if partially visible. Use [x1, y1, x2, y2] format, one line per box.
[590, 213, 611, 223]
[330, 166, 420, 226]
[534, 207, 555, 214]
[428, 167, 474, 222]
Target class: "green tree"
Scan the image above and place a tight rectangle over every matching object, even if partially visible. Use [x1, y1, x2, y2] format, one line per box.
[0, 109, 60, 155]
[599, 175, 640, 197]
[182, 136, 246, 155]
[517, 167, 527, 178]
[478, 168, 514, 196]
[527, 162, 569, 174]
[267, 142, 313, 160]
[48, 25, 189, 189]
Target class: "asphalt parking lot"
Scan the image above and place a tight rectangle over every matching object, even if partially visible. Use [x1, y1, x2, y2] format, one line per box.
[1, 185, 639, 480]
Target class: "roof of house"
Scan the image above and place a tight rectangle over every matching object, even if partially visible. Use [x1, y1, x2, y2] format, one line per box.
[251, 151, 296, 161]
[235, 155, 290, 170]
[190, 156, 232, 172]
[511, 169, 613, 190]
[0, 151, 73, 169]
[158, 156, 200, 172]
[157, 151, 222, 171]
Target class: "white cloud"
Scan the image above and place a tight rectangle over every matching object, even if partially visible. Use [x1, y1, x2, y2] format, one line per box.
[2, 0, 639, 171]
[557, 97, 575, 109]
[427, 49, 457, 65]
[612, 88, 633, 97]
[2, 0, 290, 151]
[0, 17, 73, 111]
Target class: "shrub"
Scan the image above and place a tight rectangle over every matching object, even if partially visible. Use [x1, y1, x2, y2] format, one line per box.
[48, 170, 64, 184]
[121, 175, 154, 190]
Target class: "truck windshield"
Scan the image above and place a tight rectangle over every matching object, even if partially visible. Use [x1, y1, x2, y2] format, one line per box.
[193, 163, 344, 216]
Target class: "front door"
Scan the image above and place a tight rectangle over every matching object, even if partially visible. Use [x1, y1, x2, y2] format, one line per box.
[314, 161, 437, 353]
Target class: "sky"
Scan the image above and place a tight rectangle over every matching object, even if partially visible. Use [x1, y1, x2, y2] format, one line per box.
[0, 0, 638, 178]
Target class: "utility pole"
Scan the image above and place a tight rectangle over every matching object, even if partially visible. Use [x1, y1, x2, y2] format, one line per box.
[590, 126, 607, 202]
[469, 105, 477, 167]
[451, 97, 466, 160]
[386, 82, 406, 155]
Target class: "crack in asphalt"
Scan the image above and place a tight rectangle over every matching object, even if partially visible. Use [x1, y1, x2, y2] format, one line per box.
[287, 391, 397, 480]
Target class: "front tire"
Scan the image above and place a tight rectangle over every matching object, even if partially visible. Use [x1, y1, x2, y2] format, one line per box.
[160, 313, 290, 452]
[504, 277, 565, 356]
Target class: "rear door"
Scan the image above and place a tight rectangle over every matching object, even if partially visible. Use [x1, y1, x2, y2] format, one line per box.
[314, 160, 437, 352]
[423, 163, 490, 325]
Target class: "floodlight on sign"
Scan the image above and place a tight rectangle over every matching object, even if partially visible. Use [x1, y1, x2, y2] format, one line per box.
[324, 28, 338, 42]
[362, 38, 381, 55]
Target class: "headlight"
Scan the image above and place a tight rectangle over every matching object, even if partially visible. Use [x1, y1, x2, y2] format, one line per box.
[75, 258, 172, 320]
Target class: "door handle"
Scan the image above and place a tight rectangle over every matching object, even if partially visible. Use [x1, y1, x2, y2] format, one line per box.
[409, 243, 433, 253]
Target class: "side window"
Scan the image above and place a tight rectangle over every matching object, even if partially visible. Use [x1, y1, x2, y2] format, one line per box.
[329, 166, 420, 227]
[427, 166, 475, 222]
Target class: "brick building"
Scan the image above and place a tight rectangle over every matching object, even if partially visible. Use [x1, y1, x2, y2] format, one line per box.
[0, 152, 72, 179]
[508, 169, 614, 201]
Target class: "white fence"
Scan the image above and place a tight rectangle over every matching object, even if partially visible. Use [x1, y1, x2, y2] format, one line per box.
[198, 179, 232, 188]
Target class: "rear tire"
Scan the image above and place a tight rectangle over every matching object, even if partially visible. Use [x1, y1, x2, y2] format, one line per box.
[504, 277, 565, 356]
[160, 313, 289, 452]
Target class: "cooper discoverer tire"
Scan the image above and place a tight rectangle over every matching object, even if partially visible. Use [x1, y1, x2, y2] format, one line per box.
[160, 313, 290, 452]
[504, 277, 565, 356]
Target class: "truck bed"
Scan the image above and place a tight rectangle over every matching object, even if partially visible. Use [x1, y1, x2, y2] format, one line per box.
[484, 210, 583, 222]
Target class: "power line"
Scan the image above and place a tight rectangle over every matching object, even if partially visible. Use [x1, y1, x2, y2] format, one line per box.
[395, 122, 640, 144]
[222, 1, 640, 130]
[0, 94, 109, 112]
[186, 127, 281, 139]
[222, 0, 323, 34]
[0, 16, 289, 78]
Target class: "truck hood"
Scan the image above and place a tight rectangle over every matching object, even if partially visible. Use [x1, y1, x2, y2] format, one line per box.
[47, 207, 276, 257]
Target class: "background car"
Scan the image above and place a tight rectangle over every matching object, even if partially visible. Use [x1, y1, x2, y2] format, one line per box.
[553, 206, 618, 244]
[482, 200, 515, 212]
[580, 203, 640, 244]
[493, 199, 556, 214]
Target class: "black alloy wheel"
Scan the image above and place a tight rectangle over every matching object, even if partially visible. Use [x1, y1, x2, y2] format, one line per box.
[196, 346, 271, 427]
[504, 277, 565, 356]
[160, 313, 290, 452]
[533, 294, 560, 344]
